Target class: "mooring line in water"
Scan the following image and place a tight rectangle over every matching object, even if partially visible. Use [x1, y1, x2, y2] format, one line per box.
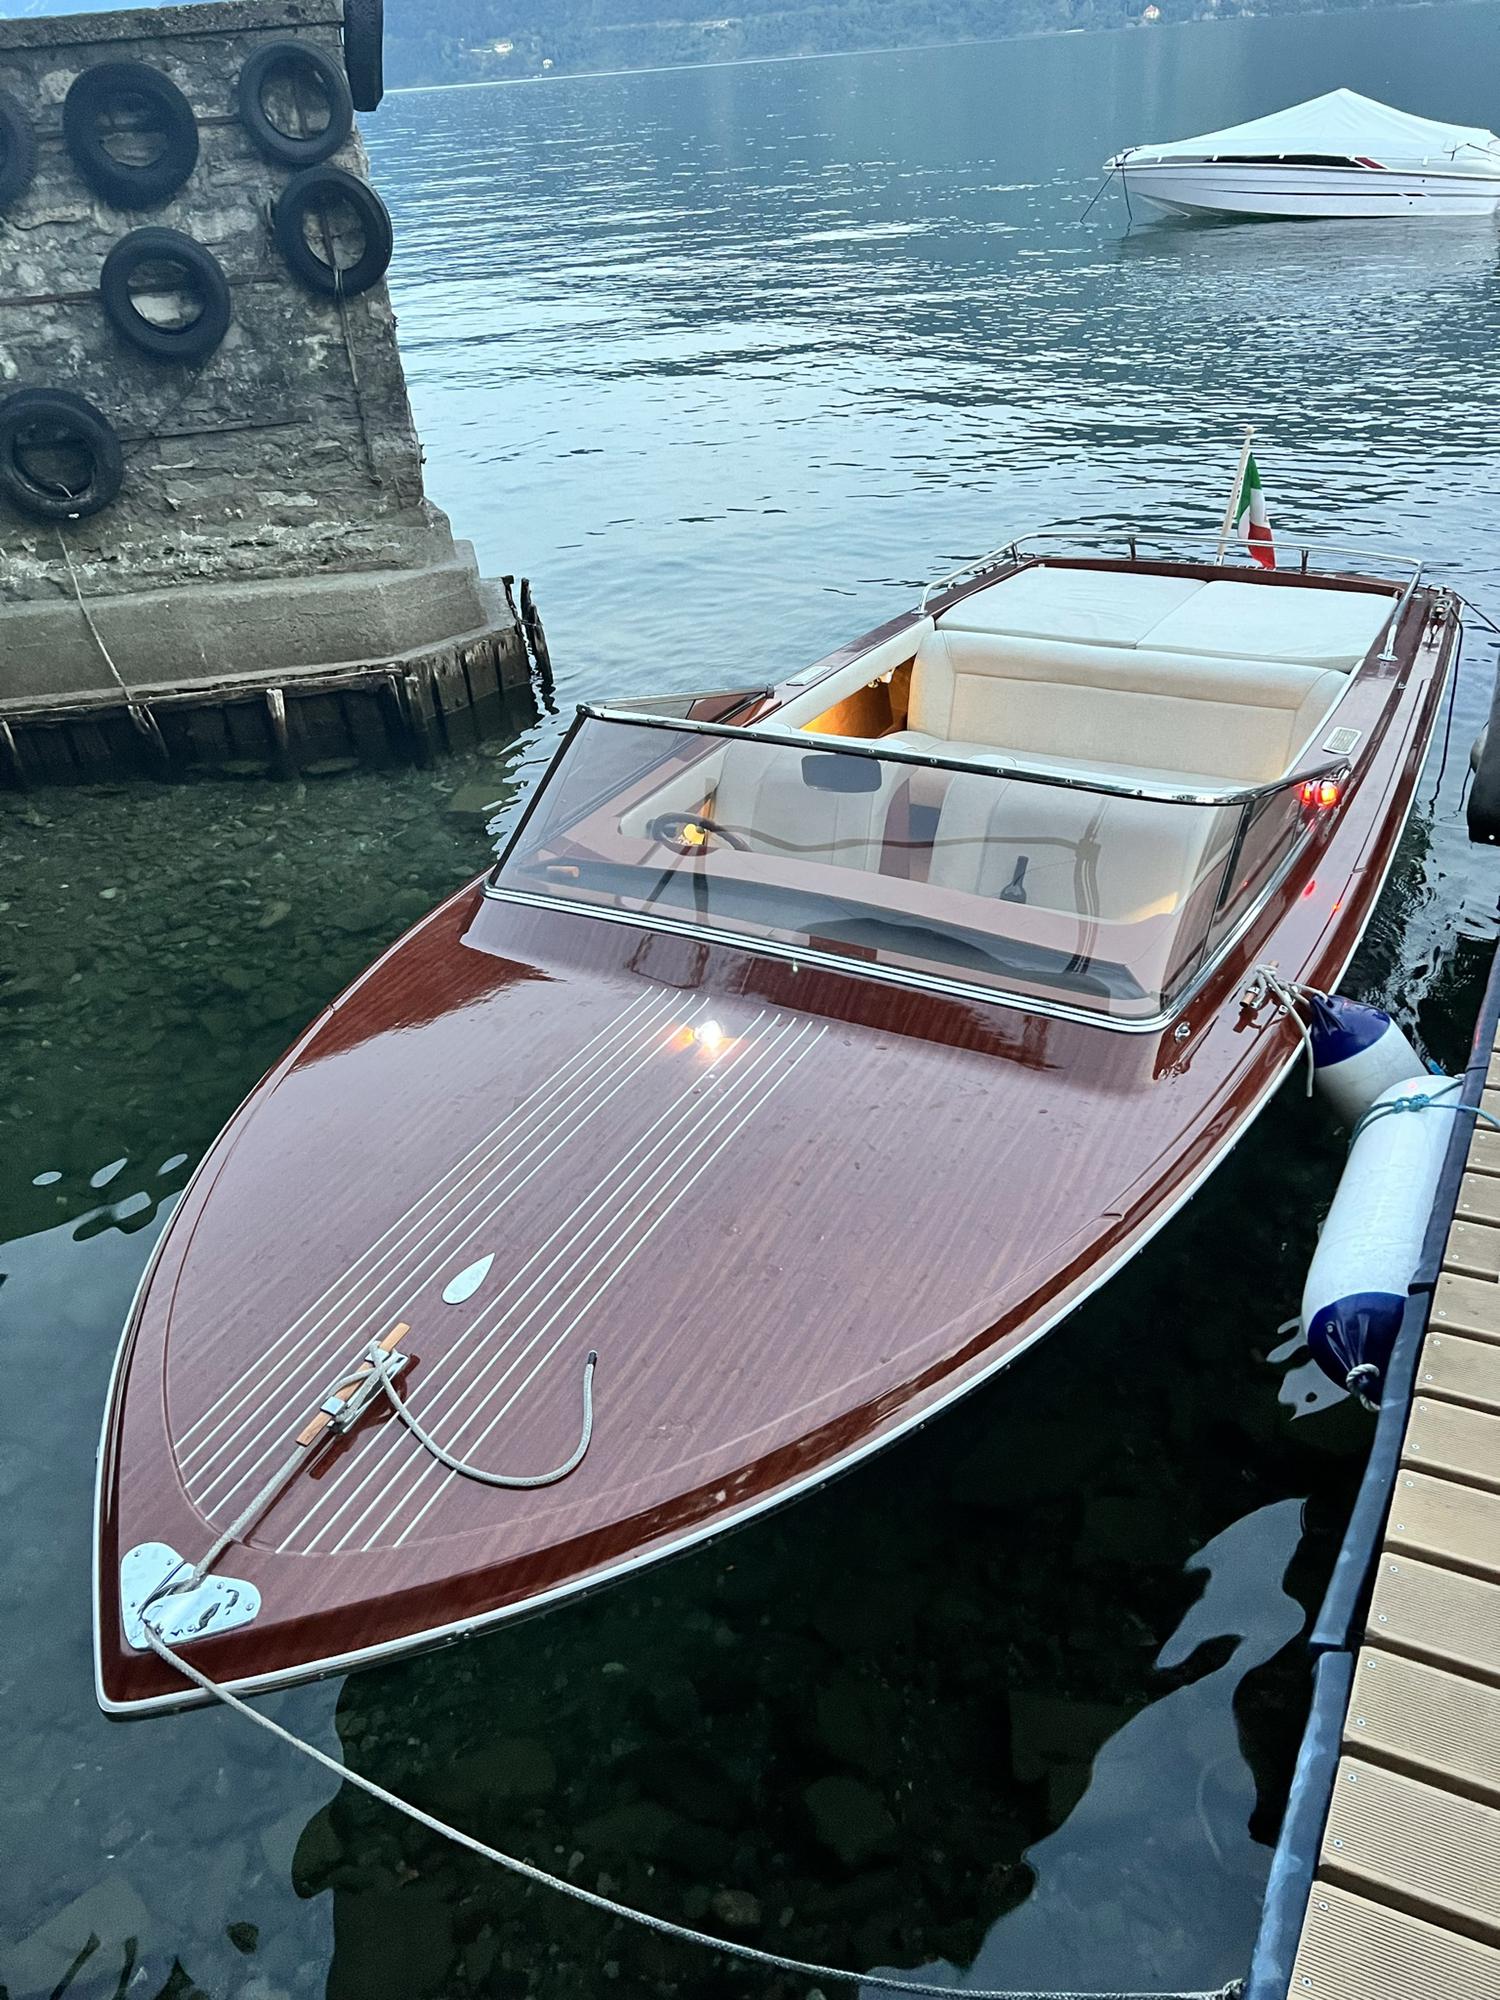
[139, 1622, 1239, 2000]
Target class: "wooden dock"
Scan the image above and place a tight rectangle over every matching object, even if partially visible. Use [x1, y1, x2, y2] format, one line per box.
[1289, 1049, 1500, 1996]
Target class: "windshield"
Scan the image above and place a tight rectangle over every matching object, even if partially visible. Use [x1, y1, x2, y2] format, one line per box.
[493, 716, 1277, 1022]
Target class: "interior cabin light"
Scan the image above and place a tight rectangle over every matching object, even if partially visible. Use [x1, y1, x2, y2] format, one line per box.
[1299, 778, 1342, 811]
[695, 1019, 726, 1053]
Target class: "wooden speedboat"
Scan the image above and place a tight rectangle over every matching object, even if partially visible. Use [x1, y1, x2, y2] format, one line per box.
[1109, 90, 1500, 221]
[96, 529, 1460, 1712]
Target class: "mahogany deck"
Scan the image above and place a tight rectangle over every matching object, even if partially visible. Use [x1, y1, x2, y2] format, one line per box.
[95, 562, 1458, 1711]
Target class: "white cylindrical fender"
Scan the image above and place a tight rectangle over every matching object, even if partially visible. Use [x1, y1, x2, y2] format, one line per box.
[1305, 992, 1426, 1127]
[1302, 1074, 1456, 1396]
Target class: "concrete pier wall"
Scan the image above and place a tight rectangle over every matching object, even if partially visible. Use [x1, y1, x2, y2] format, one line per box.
[0, 0, 531, 777]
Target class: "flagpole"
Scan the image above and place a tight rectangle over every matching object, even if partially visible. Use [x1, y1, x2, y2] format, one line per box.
[1216, 427, 1255, 564]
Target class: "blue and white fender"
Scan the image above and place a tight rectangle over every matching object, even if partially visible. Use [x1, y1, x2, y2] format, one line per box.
[1302, 1073, 1455, 1399]
[1305, 991, 1426, 1128]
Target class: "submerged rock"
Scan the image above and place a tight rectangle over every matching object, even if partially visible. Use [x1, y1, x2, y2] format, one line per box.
[709, 1887, 763, 1929]
[803, 1775, 898, 1867]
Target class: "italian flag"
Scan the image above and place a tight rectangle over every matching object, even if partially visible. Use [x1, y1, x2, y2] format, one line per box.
[1234, 453, 1276, 569]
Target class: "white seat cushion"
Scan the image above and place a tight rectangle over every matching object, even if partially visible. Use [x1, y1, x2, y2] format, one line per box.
[1135, 580, 1395, 670]
[929, 772, 1232, 928]
[873, 730, 1014, 767]
[908, 631, 1344, 786]
[942, 566, 1207, 646]
[712, 747, 903, 873]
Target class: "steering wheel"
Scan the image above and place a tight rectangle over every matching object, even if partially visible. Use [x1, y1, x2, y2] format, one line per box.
[647, 812, 751, 854]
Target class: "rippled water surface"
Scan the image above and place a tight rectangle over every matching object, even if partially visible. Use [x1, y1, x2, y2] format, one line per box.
[5, 8, 1500, 1997]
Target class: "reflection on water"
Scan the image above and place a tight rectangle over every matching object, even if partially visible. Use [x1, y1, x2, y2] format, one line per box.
[958, 1502, 1307, 1994]
[4, 4, 1500, 1995]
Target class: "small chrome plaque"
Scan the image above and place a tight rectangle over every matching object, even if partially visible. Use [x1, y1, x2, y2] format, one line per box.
[1323, 726, 1362, 755]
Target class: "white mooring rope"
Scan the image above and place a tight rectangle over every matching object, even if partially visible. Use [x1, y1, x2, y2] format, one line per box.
[136, 1335, 1238, 2000]
[140, 1624, 1239, 2000]
[1240, 964, 1321, 1096]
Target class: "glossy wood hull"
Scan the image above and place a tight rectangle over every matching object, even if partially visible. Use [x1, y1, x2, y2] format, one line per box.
[94, 565, 1459, 1711]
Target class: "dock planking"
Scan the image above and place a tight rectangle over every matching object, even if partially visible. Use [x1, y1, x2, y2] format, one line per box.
[1291, 1151, 1500, 1995]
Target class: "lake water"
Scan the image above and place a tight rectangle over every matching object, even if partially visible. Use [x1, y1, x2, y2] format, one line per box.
[5, 7, 1500, 1996]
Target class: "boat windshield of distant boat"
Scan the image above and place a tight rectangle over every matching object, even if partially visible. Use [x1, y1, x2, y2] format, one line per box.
[1108, 88, 1500, 220]
[95, 525, 1460, 1714]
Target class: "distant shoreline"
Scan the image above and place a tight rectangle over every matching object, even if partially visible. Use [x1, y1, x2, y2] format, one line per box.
[387, 29, 1085, 96]
[382, 0, 1471, 98]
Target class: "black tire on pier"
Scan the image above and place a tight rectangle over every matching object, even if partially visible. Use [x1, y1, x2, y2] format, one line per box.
[0, 387, 125, 522]
[273, 165, 393, 298]
[342, 0, 385, 113]
[63, 61, 199, 210]
[237, 42, 354, 167]
[101, 227, 234, 365]
[0, 88, 38, 211]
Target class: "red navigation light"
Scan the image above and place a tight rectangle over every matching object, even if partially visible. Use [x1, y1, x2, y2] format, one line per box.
[1300, 779, 1342, 811]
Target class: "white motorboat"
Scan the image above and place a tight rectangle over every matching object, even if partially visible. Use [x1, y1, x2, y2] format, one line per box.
[1107, 89, 1500, 221]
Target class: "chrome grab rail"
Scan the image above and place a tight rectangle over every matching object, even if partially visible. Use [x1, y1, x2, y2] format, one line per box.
[918, 521, 1425, 614]
[582, 703, 1348, 813]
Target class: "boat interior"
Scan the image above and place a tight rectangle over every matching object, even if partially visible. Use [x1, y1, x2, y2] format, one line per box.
[505, 562, 1404, 1018]
[782, 564, 1395, 783]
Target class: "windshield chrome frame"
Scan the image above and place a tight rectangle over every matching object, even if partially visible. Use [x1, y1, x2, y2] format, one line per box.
[486, 708, 1335, 1034]
[575, 704, 1347, 809]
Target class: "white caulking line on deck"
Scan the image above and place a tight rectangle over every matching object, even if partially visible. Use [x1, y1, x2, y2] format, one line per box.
[190, 992, 696, 1509]
[296, 1014, 792, 1552]
[362, 1016, 824, 1560]
[187, 990, 688, 1509]
[387, 1022, 829, 1551]
[175, 985, 662, 1455]
[286, 1016, 771, 1551]
[318, 1014, 800, 1554]
[193, 991, 697, 1515]
[357, 1020, 820, 1553]
[181, 988, 674, 1475]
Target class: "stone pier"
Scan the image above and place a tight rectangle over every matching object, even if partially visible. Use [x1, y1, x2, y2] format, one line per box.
[0, 0, 533, 782]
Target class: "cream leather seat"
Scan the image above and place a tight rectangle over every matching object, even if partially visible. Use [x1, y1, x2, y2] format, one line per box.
[905, 630, 1345, 787]
[711, 748, 903, 875]
[929, 772, 1233, 926]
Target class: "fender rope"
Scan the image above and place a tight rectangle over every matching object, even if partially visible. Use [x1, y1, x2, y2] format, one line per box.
[1241, 965, 1322, 1096]
[1347, 1077, 1500, 1147]
[54, 529, 166, 750]
[138, 1622, 1238, 2000]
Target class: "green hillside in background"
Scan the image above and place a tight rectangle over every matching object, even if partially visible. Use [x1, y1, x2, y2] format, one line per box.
[381, 0, 1411, 86]
[0, 0, 1442, 85]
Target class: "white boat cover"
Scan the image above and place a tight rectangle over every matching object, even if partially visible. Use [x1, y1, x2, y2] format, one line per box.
[1120, 89, 1500, 177]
